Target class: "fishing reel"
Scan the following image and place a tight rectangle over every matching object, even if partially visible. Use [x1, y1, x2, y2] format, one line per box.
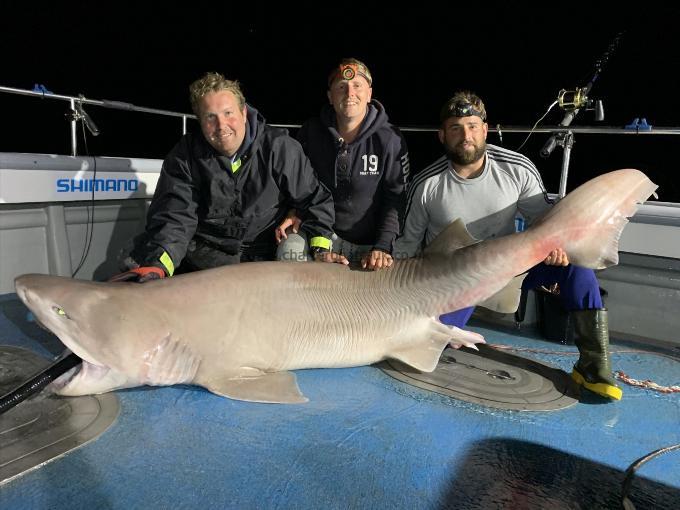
[557, 87, 604, 120]
[540, 87, 604, 159]
[558, 87, 588, 110]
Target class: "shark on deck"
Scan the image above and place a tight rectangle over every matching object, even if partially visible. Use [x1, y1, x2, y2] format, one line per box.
[14, 169, 657, 403]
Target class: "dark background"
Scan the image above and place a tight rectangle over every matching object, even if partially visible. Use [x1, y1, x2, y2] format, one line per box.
[3, 2, 680, 200]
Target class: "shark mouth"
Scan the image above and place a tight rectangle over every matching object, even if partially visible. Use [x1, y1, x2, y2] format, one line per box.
[48, 359, 113, 396]
[49, 363, 83, 392]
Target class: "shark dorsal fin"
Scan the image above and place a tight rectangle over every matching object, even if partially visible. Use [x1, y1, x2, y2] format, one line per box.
[423, 218, 479, 256]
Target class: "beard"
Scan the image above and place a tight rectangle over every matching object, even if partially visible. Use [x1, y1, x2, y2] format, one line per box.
[445, 140, 486, 165]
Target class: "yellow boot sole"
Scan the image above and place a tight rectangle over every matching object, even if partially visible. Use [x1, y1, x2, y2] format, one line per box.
[572, 369, 623, 400]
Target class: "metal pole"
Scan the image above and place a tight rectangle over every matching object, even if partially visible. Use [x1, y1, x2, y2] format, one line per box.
[558, 131, 574, 198]
[69, 98, 77, 156]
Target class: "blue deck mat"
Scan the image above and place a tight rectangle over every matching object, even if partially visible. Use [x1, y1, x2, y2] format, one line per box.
[1, 292, 679, 509]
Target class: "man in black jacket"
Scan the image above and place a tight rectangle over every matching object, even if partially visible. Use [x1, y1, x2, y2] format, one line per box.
[115, 72, 336, 282]
[278, 58, 409, 270]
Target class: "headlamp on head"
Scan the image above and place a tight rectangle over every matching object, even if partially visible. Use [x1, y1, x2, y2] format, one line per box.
[449, 102, 486, 120]
[328, 64, 372, 87]
[341, 65, 356, 81]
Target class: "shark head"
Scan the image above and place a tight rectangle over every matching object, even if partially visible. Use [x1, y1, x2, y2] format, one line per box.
[14, 274, 152, 395]
[15, 274, 112, 364]
[14, 274, 202, 396]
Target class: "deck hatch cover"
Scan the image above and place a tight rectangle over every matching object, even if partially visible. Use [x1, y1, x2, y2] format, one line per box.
[381, 344, 578, 411]
[0, 345, 120, 484]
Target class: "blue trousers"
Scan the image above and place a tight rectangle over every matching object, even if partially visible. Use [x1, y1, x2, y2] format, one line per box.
[440, 264, 603, 328]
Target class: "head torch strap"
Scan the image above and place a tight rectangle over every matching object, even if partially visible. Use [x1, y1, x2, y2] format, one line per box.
[450, 102, 485, 120]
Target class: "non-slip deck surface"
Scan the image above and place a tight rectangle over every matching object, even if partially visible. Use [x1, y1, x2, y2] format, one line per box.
[1, 293, 678, 509]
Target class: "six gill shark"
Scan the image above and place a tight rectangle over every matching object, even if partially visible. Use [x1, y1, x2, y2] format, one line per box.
[14, 169, 657, 404]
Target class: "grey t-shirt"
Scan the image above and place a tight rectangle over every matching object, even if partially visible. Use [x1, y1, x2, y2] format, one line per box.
[395, 144, 552, 258]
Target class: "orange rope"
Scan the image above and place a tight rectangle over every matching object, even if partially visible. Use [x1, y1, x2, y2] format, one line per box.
[615, 371, 680, 394]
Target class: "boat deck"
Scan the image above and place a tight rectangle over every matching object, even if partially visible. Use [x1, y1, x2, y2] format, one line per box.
[1, 291, 679, 509]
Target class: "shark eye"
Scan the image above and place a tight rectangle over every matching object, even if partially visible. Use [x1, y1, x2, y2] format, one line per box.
[52, 306, 70, 319]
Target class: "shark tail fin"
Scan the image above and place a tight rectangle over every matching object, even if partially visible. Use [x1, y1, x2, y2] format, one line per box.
[534, 169, 658, 269]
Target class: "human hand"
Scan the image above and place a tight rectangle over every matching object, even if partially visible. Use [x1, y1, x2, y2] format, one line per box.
[275, 209, 302, 243]
[361, 250, 394, 270]
[314, 251, 349, 266]
[108, 266, 166, 283]
[543, 248, 569, 266]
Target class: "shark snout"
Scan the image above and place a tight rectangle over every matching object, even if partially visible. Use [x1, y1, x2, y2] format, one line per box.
[14, 281, 30, 305]
[14, 274, 54, 307]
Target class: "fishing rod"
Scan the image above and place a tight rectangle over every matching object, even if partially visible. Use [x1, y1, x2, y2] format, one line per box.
[540, 31, 624, 159]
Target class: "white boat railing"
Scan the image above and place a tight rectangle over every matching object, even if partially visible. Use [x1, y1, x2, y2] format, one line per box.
[0, 85, 196, 157]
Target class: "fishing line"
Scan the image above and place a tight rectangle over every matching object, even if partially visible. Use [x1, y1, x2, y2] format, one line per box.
[71, 119, 97, 277]
[516, 100, 559, 152]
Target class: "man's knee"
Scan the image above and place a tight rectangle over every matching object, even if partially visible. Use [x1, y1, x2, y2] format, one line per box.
[562, 266, 600, 294]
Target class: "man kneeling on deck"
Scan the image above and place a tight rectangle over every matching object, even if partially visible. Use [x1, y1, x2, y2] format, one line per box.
[395, 91, 621, 400]
[112, 72, 336, 281]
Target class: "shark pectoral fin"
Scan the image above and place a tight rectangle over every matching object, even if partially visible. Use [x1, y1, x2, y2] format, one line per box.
[424, 218, 479, 256]
[478, 273, 528, 313]
[202, 371, 309, 404]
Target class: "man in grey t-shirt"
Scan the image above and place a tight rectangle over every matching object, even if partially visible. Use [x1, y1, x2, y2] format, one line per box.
[396, 91, 621, 401]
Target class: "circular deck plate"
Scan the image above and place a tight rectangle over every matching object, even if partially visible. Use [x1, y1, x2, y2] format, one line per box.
[0, 345, 120, 485]
[380, 344, 578, 411]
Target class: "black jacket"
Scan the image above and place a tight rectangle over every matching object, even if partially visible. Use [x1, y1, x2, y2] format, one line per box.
[135, 106, 335, 269]
[297, 101, 408, 252]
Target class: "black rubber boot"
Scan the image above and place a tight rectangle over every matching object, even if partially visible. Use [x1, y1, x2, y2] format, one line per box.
[570, 309, 622, 400]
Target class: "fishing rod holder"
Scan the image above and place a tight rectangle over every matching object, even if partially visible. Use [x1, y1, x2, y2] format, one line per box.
[556, 131, 574, 198]
[65, 96, 101, 141]
[541, 90, 602, 197]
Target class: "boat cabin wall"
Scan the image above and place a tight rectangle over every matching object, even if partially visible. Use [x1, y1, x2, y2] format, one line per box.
[0, 153, 159, 289]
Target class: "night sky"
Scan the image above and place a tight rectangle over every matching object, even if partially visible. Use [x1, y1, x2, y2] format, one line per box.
[3, 2, 680, 200]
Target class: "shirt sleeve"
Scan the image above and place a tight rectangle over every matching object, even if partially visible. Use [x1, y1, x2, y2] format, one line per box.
[274, 136, 335, 248]
[133, 139, 199, 270]
[517, 161, 554, 226]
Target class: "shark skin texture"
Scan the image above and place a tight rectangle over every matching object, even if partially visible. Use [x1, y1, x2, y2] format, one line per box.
[14, 169, 657, 404]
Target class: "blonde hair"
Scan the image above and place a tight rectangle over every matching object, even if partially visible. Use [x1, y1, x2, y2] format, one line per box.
[189, 72, 246, 115]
